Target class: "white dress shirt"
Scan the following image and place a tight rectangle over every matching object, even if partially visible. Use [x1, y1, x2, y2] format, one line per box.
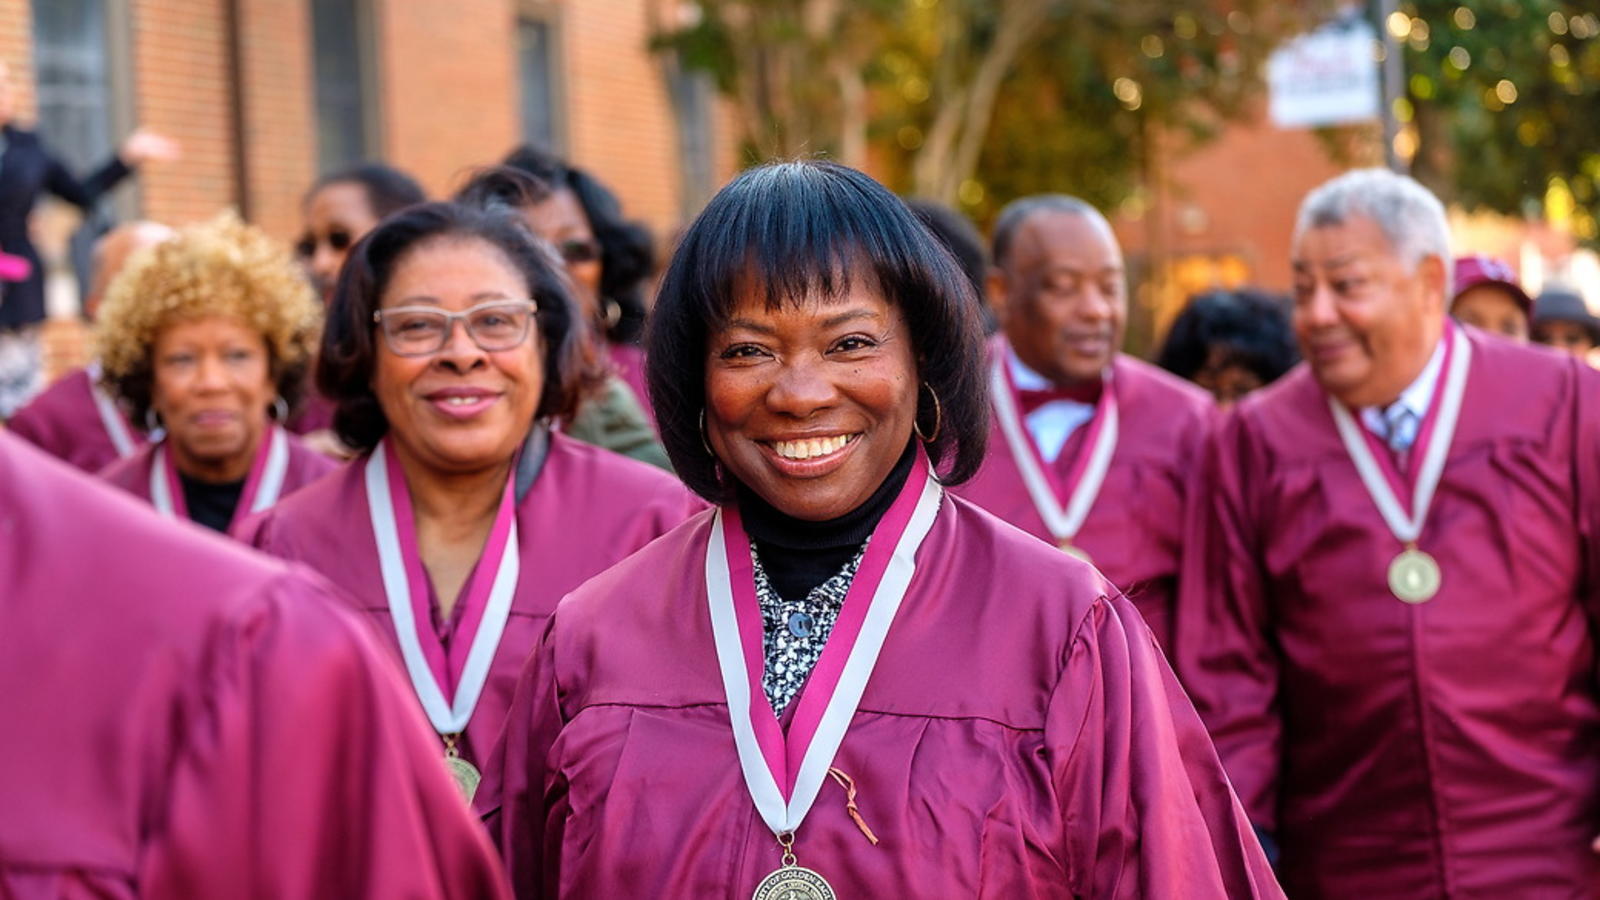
[1359, 335, 1446, 451]
[1007, 350, 1097, 464]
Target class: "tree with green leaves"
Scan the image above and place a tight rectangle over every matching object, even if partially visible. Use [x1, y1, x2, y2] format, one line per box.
[1392, 1, 1600, 239]
[653, 0, 1288, 220]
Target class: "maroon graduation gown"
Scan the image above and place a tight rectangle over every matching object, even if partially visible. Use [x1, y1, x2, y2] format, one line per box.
[481, 495, 1283, 899]
[0, 432, 510, 899]
[99, 429, 336, 536]
[5, 366, 143, 472]
[1178, 331, 1600, 898]
[248, 430, 702, 765]
[956, 349, 1216, 648]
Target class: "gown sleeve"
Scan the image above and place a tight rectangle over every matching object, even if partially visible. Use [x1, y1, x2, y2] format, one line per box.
[478, 617, 568, 899]
[1172, 412, 1282, 833]
[1050, 591, 1284, 898]
[138, 572, 511, 899]
[1571, 360, 1600, 678]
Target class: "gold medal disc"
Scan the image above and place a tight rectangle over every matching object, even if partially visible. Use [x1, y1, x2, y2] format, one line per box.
[752, 865, 836, 900]
[445, 754, 482, 804]
[1388, 548, 1442, 604]
[1057, 539, 1093, 565]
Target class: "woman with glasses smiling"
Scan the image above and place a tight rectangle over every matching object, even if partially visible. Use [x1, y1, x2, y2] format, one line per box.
[247, 202, 700, 801]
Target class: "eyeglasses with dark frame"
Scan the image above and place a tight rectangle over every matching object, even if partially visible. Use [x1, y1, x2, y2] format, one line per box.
[373, 299, 539, 357]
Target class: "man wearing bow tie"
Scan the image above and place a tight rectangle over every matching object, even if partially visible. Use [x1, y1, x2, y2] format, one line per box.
[955, 194, 1216, 649]
[1178, 169, 1600, 897]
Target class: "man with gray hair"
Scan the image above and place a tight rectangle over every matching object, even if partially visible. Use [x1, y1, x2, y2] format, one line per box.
[1178, 168, 1600, 896]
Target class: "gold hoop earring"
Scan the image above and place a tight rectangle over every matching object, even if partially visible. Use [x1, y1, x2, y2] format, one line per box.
[700, 408, 717, 458]
[914, 383, 942, 443]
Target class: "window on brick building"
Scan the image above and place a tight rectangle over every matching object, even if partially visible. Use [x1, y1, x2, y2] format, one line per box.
[517, 16, 562, 150]
[310, 0, 377, 172]
[30, 0, 114, 172]
[667, 63, 715, 218]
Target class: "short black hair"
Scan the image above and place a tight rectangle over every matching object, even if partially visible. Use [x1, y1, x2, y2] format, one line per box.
[906, 199, 997, 335]
[502, 144, 655, 344]
[453, 166, 553, 214]
[647, 160, 989, 502]
[990, 194, 1105, 268]
[309, 163, 428, 219]
[1155, 289, 1300, 386]
[318, 201, 589, 452]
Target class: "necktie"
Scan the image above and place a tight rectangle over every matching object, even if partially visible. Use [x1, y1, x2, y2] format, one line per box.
[1382, 403, 1419, 473]
[1382, 403, 1419, 452]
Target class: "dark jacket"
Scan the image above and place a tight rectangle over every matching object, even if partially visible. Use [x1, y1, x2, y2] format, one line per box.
[0, 124, 131, 329]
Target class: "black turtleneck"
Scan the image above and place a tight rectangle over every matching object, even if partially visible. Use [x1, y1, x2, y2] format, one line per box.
[736, 440, 917, 603]
[179, 472, 244, 534]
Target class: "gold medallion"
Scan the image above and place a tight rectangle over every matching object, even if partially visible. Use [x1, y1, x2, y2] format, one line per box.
[444, 754, 481, 803]
[1057, 539, 1092, 565]
[752, 865, 836, 900]
[1388, 547, 1441, 604]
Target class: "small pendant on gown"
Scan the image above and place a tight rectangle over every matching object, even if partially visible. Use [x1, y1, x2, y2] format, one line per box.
[753, 832, 836, 900]
[1057, 537, 1092, 565]
[1388, 545, 1442, 604]
[442, 733, 481, 804]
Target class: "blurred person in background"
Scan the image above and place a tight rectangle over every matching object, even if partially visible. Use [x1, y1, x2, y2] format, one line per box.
[0, 432, 511, 899]
[293, 163, 428, 443]
[906, 198, 998, 334]
[6, 221, 172, 471]
[1180, 169, 1600, 897]
[1156, 289, 1299, 409]
[97, 214, 335, 536]
[0, 59, 179, 418]
[1531, 286, 1600, 360]
[1449, 254, 1530, 342]
[464, 160, 670, 470]
[248, 201, 698, 795]
[298, 163, 428, 306]
[500, 145, 655, 411]
[955, 194, 1216, 648]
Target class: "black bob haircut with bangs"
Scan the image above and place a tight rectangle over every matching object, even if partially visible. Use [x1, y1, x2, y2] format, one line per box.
[646, 160, 989, 502]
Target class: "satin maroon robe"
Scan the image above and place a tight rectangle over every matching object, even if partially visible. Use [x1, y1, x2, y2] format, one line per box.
[1178, 331, 1600, 898]
[956, 348, 1215, 648]
[481, 494, 1283, 899]
[99, 429, 337, 536]
[0, 433, 510, 899]
[5, 366, 142, 472]
[249, 431, 702, 765]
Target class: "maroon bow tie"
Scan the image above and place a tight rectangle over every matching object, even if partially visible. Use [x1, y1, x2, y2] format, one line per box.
[1015, 383, 1102, 415]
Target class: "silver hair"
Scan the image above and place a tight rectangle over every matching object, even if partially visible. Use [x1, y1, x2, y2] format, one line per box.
[1294, 168, 1453, 292]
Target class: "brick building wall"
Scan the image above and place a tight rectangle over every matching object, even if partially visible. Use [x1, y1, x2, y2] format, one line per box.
[237, 0, 317, 239]
[130, 0, 236, 228]
[375, 0, 519, 201]
[2, 0, 734, 245]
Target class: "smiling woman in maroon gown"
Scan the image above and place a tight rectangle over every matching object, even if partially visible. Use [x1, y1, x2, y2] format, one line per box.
[248, 202, 698, 798]
[479, 161, 1281, 899]
[95, 214, 335, 535]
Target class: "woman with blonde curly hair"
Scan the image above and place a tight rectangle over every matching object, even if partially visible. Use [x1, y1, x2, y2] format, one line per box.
[97, 214, 336, 535]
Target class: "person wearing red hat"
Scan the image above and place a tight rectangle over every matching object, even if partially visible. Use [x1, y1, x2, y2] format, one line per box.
[1449, 254, 1531, 341]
